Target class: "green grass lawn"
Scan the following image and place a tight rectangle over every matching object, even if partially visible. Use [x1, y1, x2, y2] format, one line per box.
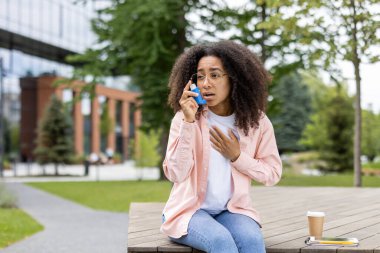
[277, 174, 380, 187]
[363, 162, 380, 169]
[28, 181, 173, 212]
[28, 174, 380, 213]
[0, 208, 43, 249]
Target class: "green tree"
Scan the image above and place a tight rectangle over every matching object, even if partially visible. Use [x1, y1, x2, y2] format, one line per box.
[2, 119, 19, 164]
[3, 118, 11, 155]
[200, 1, 322, 66]
[34, 96, 73, 175]
[100, 102, 114, 151]
[299, 71, 330, 151]
[68, 0, 193, 178]
[301, 0, 380, 186]
[301, 79, 354, 172]
[271, 72, 312, 152]
[198, 0, 328, 118]
[362, 108, 380, 162]
[322, 85, 354, 172]
[10, 124, 19, 155]
[134, 130, 161, 168]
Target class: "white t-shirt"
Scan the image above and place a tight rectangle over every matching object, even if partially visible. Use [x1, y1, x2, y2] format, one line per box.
[200, 110, 239, 214]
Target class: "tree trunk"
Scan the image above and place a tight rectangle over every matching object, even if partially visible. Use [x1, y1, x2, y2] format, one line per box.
[259, 2, 267, 64]
[353, 61, 362, 187]
[350, 0, 362, 187]
[177, 2, 187, 57]
[353, 62, 361, 187]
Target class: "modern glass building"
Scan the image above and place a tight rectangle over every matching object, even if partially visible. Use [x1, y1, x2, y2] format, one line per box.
[0, 0, 141, 162]
[0, 0, 100, 94]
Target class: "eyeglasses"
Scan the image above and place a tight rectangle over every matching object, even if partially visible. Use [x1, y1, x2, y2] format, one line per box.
[191, 71, 228, 85]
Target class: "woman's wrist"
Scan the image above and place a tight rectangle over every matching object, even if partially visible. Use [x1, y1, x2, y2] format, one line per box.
[230, 152, 241, 162]
[183, 117, 195, 123]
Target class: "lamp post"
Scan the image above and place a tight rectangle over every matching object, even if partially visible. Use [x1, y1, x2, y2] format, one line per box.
[0, 57, 4, 177]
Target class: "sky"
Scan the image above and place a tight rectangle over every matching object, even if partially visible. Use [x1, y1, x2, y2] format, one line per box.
[340, 61, 380, 113]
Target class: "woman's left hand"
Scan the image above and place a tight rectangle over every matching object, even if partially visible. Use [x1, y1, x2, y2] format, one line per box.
[209, 126, 241, 162]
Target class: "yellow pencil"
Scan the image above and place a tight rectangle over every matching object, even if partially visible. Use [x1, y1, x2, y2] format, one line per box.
[319, 241, 356, 245]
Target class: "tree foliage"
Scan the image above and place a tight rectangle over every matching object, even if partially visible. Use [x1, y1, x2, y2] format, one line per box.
[34, 96, 74, 175]
[2, 119, 19, 155]
[134, 130, 161, 168]
[68, 0, 194, 177]
[100, 102, 111, 136]
[322, 87, 354, 172]
[301, 77, 354, 172]
[362, 109, 380, 162]
[299, 0, 380, 185]
[271, 72, 312, 153]
[67, 1, 380, 180]
[200, 0, 324, 66]
[197, 0, 328, 117]
[69, 0, 191, 129]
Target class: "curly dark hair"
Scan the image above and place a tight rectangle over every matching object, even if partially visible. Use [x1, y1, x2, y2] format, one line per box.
[168, 40, 271, 136]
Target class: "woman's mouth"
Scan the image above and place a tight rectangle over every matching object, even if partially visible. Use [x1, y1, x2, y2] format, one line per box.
[202, 92, 215, 100]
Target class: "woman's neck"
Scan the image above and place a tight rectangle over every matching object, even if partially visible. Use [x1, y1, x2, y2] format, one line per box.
[208, 105, 233, 116]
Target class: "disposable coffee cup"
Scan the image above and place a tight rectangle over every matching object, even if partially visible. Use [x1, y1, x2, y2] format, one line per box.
[307, 211, 325, 238]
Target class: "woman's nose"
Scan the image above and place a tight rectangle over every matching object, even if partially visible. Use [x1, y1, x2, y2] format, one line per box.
[201, 77, 212, 89]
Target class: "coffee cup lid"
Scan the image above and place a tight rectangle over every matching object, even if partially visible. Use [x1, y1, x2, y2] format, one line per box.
[307, 211, 325, 217]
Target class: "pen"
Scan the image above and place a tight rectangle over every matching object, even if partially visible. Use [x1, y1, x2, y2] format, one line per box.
[319, 241, 356, 245]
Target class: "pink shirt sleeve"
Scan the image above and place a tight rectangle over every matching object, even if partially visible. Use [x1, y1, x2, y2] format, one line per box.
[163, 111, 196, 183]
[231, 115, 282, 186]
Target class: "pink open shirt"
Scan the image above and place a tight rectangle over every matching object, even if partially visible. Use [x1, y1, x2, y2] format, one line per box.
[160, 107, 282, 238]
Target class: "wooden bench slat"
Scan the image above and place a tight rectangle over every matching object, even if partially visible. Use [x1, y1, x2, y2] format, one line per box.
[128, 233, 168, 247]
[158, 242, 194, 252]
[128, 238, 170, 252]
[128, 229, 163, 239]
[302, 245, 342, 253]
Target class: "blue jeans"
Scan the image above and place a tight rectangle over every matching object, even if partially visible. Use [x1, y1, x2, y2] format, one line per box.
[169, 209, 266, 253]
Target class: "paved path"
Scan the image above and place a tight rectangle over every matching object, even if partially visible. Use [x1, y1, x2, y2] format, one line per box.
[1, 183, 129, 253]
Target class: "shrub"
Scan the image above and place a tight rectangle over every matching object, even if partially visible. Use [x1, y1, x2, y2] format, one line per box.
[134, 130, 161, 168]
[0, 182, 17, 208]
[68, 154, 86, 165]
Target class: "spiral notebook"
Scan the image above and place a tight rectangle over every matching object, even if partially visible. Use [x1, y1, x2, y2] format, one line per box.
[305, 236, 359, 246]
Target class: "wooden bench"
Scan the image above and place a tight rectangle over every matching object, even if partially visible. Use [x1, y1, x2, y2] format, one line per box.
[127, 187, 380, 253]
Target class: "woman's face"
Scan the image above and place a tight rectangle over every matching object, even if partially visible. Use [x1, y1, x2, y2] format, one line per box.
[197, 56, 232, 116]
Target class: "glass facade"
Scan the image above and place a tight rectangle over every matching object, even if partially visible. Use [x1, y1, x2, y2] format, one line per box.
[1, 0, 140, 160]
[0, 0, 107, 122]
[0, 47, 72, 85]
[0, 0, 97, 54]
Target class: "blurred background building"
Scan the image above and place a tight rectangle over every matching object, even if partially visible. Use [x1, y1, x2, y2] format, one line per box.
[0, 0, 140, 162]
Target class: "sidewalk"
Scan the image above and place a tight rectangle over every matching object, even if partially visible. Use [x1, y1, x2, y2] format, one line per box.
[1, 183, 130, 253]
[2, 160, 160, 182]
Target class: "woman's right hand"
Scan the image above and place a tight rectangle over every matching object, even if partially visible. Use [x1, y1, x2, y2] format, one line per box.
[179, 80, 199, 123]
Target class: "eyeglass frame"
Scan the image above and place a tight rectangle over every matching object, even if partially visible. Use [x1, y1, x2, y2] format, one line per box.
[191, 71, 228, 86]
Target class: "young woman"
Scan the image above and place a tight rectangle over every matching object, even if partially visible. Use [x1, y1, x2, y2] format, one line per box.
[160, 40, 282, 253]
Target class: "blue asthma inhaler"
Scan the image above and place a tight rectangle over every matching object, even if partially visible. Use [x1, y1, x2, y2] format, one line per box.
[190, 74, 207, 105]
